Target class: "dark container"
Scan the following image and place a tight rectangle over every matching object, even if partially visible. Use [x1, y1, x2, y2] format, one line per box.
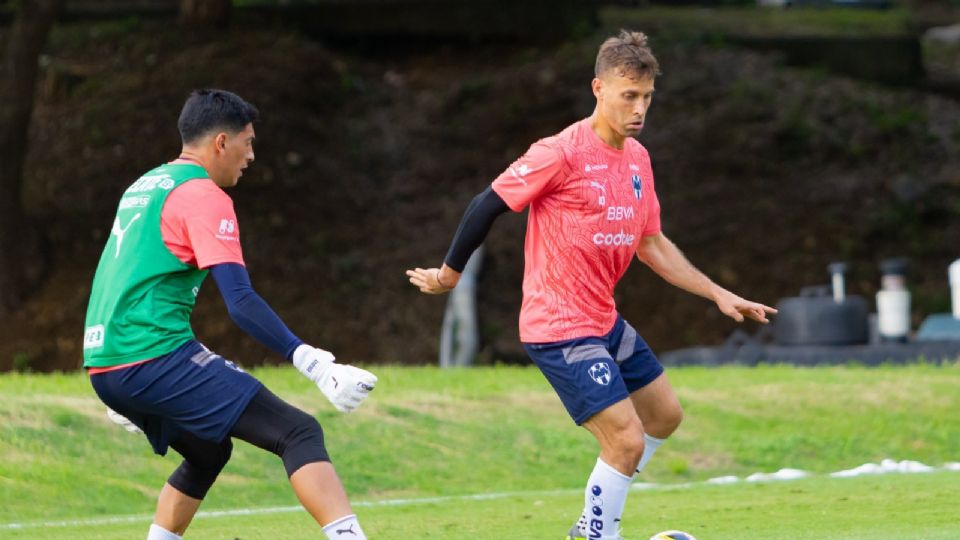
[775, 291, 869, 346]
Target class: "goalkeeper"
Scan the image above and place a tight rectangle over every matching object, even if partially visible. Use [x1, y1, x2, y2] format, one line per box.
[83, 89, 376, 540]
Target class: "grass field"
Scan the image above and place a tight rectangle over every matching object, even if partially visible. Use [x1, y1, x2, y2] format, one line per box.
[2, 364, 959, 539]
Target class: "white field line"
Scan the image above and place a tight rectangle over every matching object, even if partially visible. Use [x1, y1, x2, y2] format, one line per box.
[1, 489, 577, 531]
[3, 461, 959, 531]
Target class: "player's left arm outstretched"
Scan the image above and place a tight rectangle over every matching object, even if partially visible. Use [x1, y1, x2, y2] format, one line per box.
[636, 232, 776, 324]
[407, 185, 513, 295]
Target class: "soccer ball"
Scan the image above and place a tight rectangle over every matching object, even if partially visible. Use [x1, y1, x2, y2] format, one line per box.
[649, 531, 697, 540]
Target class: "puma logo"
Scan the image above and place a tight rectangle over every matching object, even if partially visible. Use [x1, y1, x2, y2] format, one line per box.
[336, 523, 357, 535]
[111, 212, 142, 257]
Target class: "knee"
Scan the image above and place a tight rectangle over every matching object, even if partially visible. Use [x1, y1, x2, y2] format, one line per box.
[648, 401, 684, 439]
[611, 421, 646, 466]
[657, 403, 684, 437]
[189, 438, 233, 474]
[168, 439, 233, 500]
[663, 402, 684, 436]
[279, 411, 330, 477]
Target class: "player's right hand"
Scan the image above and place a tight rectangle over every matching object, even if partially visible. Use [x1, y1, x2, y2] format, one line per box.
[106, 408, 142, 434]
[406, 266, 457, 294]
[292, 344, 377, 413]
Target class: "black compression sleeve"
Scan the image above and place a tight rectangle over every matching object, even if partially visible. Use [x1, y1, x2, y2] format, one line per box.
[444, 186, 510, 272]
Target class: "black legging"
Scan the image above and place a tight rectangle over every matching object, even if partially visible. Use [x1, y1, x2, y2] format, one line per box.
[167, 385, 329, 499]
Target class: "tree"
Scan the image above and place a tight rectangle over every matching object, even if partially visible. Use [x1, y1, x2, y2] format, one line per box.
[0, 0, 63, 317]
[179, 0, 231, 28]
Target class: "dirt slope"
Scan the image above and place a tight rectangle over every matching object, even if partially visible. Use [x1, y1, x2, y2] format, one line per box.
[3, 19, 958, 371]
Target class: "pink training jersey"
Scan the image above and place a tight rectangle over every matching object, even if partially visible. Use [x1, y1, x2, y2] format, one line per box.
[88, 170, 244, 375]
[492, 118, 661, 343]
[160, 176, 245, 269]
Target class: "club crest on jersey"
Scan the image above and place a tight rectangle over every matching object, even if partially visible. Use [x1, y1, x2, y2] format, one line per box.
[631, 175, 642, 200]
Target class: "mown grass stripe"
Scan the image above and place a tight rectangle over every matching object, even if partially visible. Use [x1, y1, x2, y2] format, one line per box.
[5, 465, 957, 531]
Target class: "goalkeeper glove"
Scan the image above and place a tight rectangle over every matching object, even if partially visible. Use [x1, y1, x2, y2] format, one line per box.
[292, 344, 377, 413]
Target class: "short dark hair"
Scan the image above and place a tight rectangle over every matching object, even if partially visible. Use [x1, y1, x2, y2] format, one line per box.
[177, 89, 259, 145]
[595, 30, 660, 80]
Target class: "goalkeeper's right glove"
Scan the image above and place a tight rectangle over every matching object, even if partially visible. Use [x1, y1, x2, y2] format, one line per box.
[292, 344, 377, 413]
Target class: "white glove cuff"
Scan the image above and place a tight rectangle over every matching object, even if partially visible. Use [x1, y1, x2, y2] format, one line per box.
[292, 344, 335, 383]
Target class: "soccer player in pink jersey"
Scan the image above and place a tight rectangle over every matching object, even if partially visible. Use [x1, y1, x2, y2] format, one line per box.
[407, 31, 776, 540]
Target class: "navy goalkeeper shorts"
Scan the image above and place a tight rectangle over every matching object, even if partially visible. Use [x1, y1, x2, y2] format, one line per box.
[90, 339, 262, 456]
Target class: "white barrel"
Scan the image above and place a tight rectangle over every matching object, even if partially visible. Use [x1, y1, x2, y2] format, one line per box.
[950, 259, 960, 319]
[831, 273, 845, 302]
[876, 289, 911, 339]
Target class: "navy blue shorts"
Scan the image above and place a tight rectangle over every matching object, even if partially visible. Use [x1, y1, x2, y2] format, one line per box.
[90, 340, 263, 456]
[524, 316, 664, 425]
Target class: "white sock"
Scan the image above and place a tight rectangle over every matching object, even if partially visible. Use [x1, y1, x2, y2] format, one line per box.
[575, 434, 668, 534]
[323, 514, 367, 540]
[578, 458, 632, 540]
[634, 433, 666, 477]
[147, 523, 182, 540]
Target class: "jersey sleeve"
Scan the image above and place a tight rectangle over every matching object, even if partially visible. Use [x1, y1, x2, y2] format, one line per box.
[161, 180, 245, 269]
[490, 141, 566, 212]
